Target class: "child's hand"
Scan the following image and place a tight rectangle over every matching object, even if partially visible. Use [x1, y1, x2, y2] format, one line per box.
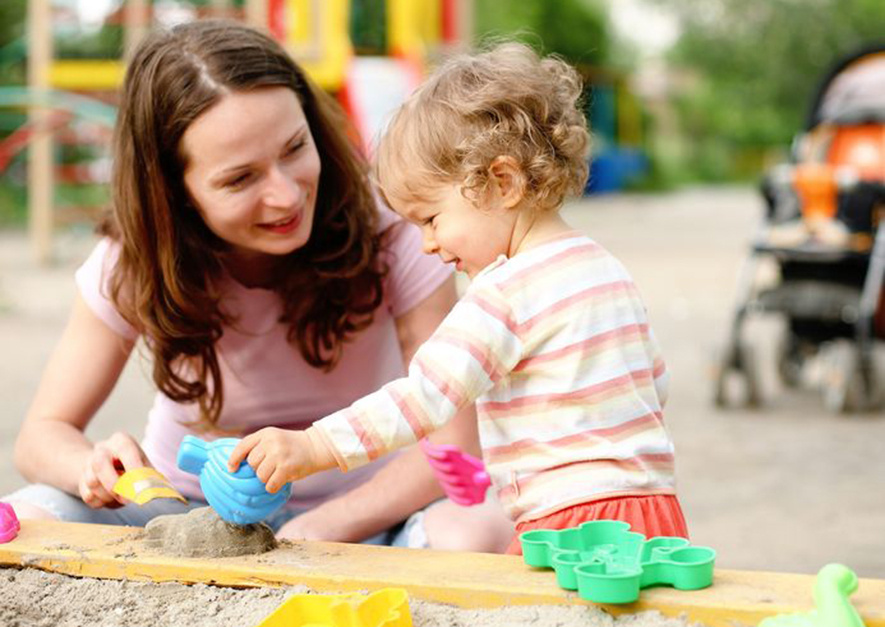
[227, 427, 338, 493]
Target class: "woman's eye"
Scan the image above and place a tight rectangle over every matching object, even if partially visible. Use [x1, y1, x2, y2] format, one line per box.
[225, 173, 252, 189]
[284, 140, 306, 157]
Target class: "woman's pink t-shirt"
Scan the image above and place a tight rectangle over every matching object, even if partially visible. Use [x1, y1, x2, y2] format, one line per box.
[75, 208, 451, 506]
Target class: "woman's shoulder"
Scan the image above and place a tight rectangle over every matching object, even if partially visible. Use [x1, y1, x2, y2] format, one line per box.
[373, 194, 405, 234]
[75, 236, 139, 339]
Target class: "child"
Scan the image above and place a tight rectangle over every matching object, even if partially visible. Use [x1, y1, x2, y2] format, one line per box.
[228, 42, 688, 554]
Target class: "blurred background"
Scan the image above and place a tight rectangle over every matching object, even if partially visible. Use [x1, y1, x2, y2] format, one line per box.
[1, 0, 884, 579]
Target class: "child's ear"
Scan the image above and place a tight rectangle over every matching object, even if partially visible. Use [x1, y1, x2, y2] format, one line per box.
[488, 156, 526, 209]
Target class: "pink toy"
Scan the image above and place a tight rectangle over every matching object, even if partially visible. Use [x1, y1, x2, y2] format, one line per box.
[0, 503, 20, 543]
[419, 439, 490, 506]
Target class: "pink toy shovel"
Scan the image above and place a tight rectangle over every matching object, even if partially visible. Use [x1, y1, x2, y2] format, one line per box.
[419, 439, 491, 506]
[0, 503, 20, 543]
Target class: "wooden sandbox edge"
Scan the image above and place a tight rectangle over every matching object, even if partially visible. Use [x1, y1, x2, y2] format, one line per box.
[1, 519, 883, 627]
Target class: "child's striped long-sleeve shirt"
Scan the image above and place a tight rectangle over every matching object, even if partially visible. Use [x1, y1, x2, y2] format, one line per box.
[314, 232, 676, 523]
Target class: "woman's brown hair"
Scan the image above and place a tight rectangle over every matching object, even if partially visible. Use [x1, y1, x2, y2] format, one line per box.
[101, 19, 385, 428]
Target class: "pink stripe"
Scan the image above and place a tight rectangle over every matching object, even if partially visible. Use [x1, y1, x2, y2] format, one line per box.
[484, 412, 663, 459]
[513, 323, 648, 372]
[502, 240, 600, 287]
[517, 281, 633, 334]
[414, 355, 464, 409]
[434, 332, 501, 382]
[653, 358, 667, 378]
[346, 412, 380, 460]
[496, 453, 676, 496]
[479, 367, 655, 414]
[463, 292, 518, 335]
[389, 387, 427, 443]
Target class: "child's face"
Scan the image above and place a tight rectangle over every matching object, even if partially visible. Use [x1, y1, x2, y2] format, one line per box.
[181, 87, 321, 268]
[394, 183, 519, 278]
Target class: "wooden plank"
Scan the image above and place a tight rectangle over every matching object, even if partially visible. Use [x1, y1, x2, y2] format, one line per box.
[1, 520, 884, 627]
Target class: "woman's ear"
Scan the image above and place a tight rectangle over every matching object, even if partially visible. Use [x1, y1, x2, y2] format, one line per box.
[488, 156, 526, 209]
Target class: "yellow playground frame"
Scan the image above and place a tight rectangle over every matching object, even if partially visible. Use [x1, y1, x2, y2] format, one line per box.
[26, 0, 468, 262]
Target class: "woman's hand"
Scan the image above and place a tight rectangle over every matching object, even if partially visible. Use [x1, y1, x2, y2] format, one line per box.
[78, 432, 150, 509]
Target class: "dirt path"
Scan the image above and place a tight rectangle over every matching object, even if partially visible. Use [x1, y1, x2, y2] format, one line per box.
[2, 186, 883, 578]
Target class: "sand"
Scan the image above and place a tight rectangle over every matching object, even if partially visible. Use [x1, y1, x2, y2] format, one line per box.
[145, 507, 277, 558]
[0, 567, 706, 627]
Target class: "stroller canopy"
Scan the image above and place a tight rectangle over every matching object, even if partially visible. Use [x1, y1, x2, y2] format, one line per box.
[806, 45, 885, 128]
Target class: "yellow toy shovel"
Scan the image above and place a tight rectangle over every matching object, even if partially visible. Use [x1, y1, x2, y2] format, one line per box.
[113, 467, 187, 505]
[257, 588, 412, 627]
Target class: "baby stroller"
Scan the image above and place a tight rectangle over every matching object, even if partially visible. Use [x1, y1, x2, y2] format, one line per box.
[716, 44, 885, 413]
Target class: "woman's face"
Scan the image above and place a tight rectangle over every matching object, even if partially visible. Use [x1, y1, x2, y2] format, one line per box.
[181, 86, 321, 264]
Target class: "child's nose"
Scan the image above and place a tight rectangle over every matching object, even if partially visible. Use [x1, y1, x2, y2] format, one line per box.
[421, 228, 439, 254]
[263, 165, 301, 208]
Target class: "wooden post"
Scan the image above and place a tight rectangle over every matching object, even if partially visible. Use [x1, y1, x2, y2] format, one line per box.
[245, 0, 269, 30]
[209, 0, 234, 20]
[457, 0, 473, 46]
[26, 0, 54, 265]
[123, 0, 151, 62]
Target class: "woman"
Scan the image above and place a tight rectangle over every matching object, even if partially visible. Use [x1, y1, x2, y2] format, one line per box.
[6, 19, 512, 551]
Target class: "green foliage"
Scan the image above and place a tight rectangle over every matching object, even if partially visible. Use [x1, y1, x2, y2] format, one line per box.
[474, 0, 610, 66]
[0, 0, 26, 85]
[658, 0, 885, 181]
[55, 24, 124, 60]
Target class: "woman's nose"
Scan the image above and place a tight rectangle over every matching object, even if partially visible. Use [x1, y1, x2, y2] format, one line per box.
[262, 164, 301, 208]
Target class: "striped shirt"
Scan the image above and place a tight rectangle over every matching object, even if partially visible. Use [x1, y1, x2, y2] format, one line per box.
[314, 232, 676, 522]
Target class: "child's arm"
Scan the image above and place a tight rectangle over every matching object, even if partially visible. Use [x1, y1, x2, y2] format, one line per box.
[313, 286, 522, 472]
[230, 285, 522, 488]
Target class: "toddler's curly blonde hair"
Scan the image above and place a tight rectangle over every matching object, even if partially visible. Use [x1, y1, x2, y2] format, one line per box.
[376, 42, 589, 212]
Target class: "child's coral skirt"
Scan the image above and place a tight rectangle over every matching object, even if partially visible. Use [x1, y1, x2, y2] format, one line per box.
[506, 494, 688, 555]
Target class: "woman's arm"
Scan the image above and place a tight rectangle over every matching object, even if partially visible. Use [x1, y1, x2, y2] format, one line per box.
[13, 294, 146, 506]
[276, 276, 481, 541]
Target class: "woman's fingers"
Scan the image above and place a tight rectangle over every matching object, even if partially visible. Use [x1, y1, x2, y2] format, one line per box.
[92, 446, 126, 503]
[108, 432, 148, 471]
[79, 462, 120, 509]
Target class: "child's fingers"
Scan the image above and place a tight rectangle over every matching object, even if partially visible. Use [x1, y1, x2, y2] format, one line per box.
[247, 447, 267, 471]
[254, 456, 276, 486]
[265, 468, 289, 495]
[227, 436, 258, 471]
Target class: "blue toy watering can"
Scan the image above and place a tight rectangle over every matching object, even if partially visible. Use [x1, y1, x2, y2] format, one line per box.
[177, 435, 292, 526]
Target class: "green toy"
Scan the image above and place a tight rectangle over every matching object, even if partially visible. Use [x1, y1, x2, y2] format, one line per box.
[520, 520, 716, 604]
[758, 563, 865, 627]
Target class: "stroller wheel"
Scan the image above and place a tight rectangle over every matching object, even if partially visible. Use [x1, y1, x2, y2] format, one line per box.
[820, 340, 865, 413]
[776, 332, 807, 389]
[714, 342, 762, 409]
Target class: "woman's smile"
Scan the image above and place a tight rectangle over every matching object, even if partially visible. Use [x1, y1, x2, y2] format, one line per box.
[257, 211, 302, 234]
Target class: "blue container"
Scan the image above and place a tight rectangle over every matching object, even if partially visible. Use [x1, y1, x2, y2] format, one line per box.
[177, 435, 292, 526]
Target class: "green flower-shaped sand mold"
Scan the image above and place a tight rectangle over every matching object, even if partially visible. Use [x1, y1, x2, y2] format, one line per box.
[520, 520, 716, 604]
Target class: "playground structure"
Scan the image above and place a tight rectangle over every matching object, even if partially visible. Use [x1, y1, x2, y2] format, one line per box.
[10, 0, 472, 263]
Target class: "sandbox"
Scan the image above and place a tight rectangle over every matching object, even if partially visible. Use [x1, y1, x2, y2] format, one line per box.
[2, 520, 885, 627]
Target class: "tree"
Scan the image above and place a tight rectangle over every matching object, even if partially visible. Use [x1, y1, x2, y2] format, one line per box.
[474, 0, 610, 67]
[658, 0, 885, 179]
[0, 0, 27, 85]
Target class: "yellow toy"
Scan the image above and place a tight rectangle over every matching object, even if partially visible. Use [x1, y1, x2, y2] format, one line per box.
[257, 588, 411, 627]
[112, 467, 187, 505]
